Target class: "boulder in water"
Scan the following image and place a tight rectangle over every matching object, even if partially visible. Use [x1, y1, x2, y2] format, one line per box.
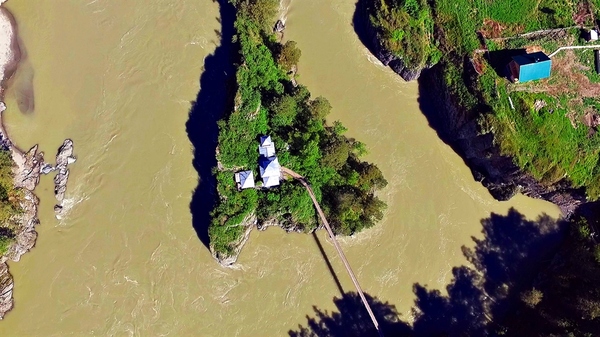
[40, 163, 53, 175]
[53, 139, 75, 218]
[274, 20, 285, 33]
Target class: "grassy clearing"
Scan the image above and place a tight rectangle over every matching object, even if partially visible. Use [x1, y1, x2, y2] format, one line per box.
[434, 0, 587, 55]
[575, 48, 600, 83]
[483, 85, 600, 195]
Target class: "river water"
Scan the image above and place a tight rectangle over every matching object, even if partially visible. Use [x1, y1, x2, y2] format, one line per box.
[0, 0, 559, 336]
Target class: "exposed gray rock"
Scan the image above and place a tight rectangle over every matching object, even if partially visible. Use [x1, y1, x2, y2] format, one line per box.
[211, 213, 257, 267]
[53, 139, 75, 217]
[55, 139, 74, 173]
[40, 163, 54, 175]
[14, 145, 44, 191]
[54, 168, 69, 202]
[274, 20, 285, 33]
[0, 262, 12, 317]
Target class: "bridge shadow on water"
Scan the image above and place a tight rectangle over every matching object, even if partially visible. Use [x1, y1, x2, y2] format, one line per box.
[313, 232, 346, 297]
[289, 209, 567, 337]
[186, 0, 236, 250]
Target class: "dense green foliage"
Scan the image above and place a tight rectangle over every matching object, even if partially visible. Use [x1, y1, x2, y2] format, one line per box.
[277, 41, 301, 73]
[0, 150, 21, 255]
[502, 217, 600, 336]
[367, 0, 440, 69]
[475, 28, 600, 199]
[210, 1, 387, 255]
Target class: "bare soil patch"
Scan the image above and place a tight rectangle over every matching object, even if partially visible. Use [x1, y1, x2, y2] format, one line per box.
[573, 2, 593, 26]
[481, 19, 506, 39]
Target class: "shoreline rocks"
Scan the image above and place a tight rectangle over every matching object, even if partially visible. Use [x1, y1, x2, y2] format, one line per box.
[273, 19, 285, 33]
[0, 113, 43, 319]
[211, 213, 257, 266]
[353, 1, 425, 81]
[0, 1, 76, 319]
[211, 213, 305, 267]
[53, 139, 75, 219]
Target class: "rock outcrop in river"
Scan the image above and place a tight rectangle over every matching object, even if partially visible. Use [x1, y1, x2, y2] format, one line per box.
[353, 1, 426, 81]
[52, 139, 75, 219]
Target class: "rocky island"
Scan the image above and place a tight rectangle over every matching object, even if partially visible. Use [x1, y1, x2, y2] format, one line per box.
[206, 0, 388, 265]
[0, 1, 75, 319]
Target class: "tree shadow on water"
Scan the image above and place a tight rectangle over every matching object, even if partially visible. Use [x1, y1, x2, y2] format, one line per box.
[350, 0, 377, 60]
[186, 0, 237, 249]
[289, 208, 567, 337]
[288, 292, 412, 337]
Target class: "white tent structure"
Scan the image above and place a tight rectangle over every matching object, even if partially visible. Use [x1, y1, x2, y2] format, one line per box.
[259, 156, 280, 188]
[259, 135, 276, 158]
[235, 170, 255, 189]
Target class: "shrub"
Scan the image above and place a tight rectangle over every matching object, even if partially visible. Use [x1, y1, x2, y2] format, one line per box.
[521, 288, 544, 308]
[368, 0, 439, 69]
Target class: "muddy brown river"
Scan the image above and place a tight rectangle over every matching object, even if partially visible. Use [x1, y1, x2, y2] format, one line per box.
[0, 0, 559, 335]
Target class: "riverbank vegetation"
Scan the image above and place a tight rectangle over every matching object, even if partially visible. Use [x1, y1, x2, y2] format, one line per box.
[366, 0, 441, 70]
[0, 150, 21, 255]
[371, 0, 600, 199]
[209, 0, 387, 256]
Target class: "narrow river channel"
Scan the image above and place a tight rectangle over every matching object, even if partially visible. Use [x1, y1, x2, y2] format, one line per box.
[0, 0, 560, 336]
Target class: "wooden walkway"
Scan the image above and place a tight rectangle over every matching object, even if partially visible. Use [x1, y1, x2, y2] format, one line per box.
[280, 167, 384, 337]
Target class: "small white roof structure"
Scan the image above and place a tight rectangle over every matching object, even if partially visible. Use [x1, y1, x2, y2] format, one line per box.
[259, 156, 280, 187]
[591, 29, 599, 41]
[235, 170, 255, 189]
[262, 175, 280, 188]
[259, 135, 276, 158]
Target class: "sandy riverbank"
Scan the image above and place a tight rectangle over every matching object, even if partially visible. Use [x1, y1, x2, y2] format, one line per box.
[0, 6, 19, 92]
